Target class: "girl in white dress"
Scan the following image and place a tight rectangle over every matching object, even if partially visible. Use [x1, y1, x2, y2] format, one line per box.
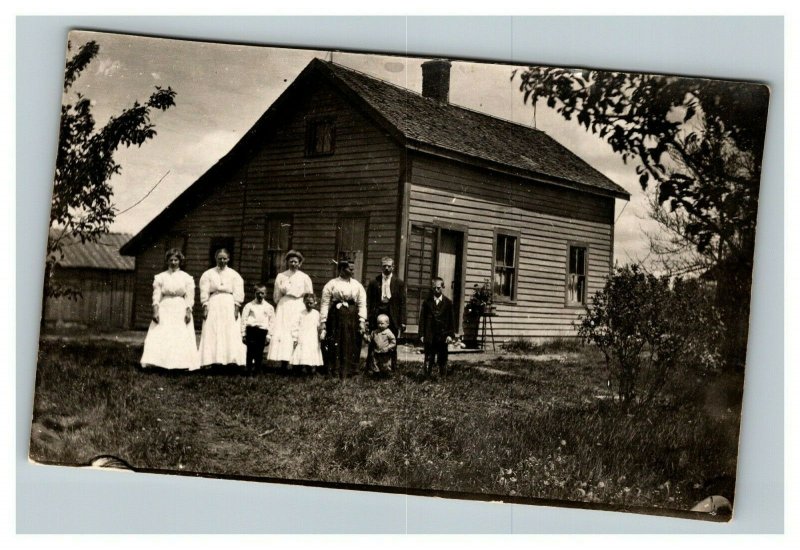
[140, 249, 200, 371]
[267, 250, 313, 368]
[198, 248, 246, 367]
[290, 293, 324, 374]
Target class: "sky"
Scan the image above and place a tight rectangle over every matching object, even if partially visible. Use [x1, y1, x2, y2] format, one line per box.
[64, 30, 658, 265]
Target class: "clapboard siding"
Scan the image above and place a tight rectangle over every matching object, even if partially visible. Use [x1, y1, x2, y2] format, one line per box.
[44, 268, 135, 329]
[411, 153, 615, 226]
[131, 79, 402, 328]
[407, 181, 614, 340]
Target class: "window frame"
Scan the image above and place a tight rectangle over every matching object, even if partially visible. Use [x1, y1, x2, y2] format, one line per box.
[492, 228, 520, 303]
[564, 242, 590, 308]
[208, 237, 235, 269]
[165, 231, 188, 269]
[335, 213, 370, 284]
[304, 116, 336, 157]
[261, 213, 294, 285]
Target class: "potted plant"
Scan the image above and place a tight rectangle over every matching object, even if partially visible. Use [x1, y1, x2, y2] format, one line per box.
[463, 280, 492, 348]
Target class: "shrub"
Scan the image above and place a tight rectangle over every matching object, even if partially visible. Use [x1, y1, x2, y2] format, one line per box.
[578, 265, 722, 407]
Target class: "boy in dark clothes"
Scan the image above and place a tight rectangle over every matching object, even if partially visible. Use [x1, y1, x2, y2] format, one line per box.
[418, 277, 456, 379]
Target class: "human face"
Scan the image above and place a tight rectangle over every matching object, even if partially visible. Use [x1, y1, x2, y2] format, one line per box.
[304, 295, 316, 310]
[168, 255, 181, 271]
[287, 256, 300, 271]
[377, 317, 390, 331]
[432, 279, 445, 297]
[340, 262, 355, 279]
[254, 288, 267, 302]
[381, 260, 394, 277]
[216, 252, 229, 269]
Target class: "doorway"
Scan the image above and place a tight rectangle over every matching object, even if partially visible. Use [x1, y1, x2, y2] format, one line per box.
[406, 224, 465, 333]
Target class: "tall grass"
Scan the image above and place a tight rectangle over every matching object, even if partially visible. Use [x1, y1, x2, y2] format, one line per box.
[30, 339, 742, 514]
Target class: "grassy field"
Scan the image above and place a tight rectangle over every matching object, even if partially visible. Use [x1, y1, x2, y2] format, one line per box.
[29, 338, 743, 518]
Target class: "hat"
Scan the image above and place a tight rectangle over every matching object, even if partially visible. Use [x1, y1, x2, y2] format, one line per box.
[284, 249, 304, 263]
[336, 256, 355, 269]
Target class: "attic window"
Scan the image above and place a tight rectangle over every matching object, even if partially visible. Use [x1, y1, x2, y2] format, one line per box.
[305, 118, 335, 157]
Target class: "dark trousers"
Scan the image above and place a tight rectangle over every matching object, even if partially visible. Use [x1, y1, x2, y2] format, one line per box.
[245, 326, 268, 372]
[424, 338, 449, 376]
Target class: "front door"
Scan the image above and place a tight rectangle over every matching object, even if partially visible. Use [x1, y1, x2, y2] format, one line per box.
[438, 229, 463, 330]
[406, 224, 464, 334]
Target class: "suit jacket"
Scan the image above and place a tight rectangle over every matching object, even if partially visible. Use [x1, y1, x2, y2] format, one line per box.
[367, 274, 407, 330]
[418, 294, 455, 343]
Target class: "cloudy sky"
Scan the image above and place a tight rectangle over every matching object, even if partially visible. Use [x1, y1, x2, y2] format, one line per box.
[64, 30, 657, 264]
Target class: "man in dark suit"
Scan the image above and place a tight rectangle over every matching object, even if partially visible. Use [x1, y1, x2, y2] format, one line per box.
[367, 256, 407, 372]
[418, 277, 456, 379]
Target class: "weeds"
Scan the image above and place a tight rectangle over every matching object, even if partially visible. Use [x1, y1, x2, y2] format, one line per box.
[501, 337, 585, 355]
[29, 339, 742, 513]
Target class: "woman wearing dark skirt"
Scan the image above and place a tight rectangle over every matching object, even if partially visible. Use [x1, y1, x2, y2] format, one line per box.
[319, 259, 367, 379]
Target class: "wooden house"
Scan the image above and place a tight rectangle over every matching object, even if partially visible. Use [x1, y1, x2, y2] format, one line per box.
[44, 232, 136, 329]
[120, 58, 630, 341]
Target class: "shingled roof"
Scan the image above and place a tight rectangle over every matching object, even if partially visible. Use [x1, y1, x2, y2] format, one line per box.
[318, 59, 629, 198]
[122, 57, 628, 255]
[50, 231, 134, 271]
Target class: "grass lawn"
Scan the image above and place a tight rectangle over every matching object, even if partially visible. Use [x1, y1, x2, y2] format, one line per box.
[29, 338, 743, 519]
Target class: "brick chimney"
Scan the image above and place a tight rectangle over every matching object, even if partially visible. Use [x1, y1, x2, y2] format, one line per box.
[421, 59, 452, 104]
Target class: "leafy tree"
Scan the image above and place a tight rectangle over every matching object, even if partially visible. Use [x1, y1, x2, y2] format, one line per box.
[46, 40, 176, 301]
[578, 265, 722, 407]
[517, 67, 769, 369]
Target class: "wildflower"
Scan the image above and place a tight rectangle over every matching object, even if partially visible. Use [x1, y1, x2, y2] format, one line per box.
[560, 440, 567, 447]
[597, 481, 605, 489]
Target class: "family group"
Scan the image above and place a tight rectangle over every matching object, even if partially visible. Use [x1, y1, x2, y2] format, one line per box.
[139, 248, 457, 379]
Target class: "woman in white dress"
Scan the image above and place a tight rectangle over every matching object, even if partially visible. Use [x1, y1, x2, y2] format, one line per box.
[198, 248, 246, 367]
[267, 250, 313, 369]
[140, 248, 200, 371]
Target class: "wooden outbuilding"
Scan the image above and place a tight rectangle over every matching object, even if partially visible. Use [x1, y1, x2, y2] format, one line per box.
[44, 232, 135, 329]
[121, 58, 630, 341]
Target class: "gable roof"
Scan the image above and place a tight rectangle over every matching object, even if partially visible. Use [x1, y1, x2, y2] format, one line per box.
[122, 58, 628, 255]
[50, 231, 135, 271]
[320, 60, 629, 198]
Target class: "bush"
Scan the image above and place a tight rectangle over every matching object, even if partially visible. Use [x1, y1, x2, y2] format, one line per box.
[578, 265, 722, 407]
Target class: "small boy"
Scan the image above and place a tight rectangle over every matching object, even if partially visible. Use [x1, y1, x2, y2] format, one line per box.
[418, 277, 456, 379]
[241, 284, 275, 375]
[368, 314, 397, 378]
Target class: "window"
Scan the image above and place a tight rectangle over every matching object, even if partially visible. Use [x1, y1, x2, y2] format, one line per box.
[493, 232, 518, 301]
[336, 215, 368, 282]
[208, 237, 235, 268]
[262, 214, 293, 283]
[566, 245, 587, 305]
[305, 118, 335, 156]
[165, 232, 187, 266]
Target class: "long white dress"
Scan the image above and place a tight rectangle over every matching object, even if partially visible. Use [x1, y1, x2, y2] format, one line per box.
[140, 269, 200, 370]
[267, 269, 313, 362]
[198, 266, 246, 366]
[290, 308, 324, 367]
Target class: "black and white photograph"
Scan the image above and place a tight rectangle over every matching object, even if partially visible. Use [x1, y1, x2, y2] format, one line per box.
[28, 27, 772, 523]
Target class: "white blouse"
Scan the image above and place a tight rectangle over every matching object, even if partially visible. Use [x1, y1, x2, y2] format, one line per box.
[152, 269, 195, 308]
[199, 267, 245, 306]
[273, 270, 313, 303]
[320, 277, 367, 323]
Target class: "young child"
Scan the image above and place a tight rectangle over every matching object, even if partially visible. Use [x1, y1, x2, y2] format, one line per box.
[418, 277, 456, 379]
[368, 313, 397, 378]
[290, 293, 324, 375]
[241, 283, 275, 375]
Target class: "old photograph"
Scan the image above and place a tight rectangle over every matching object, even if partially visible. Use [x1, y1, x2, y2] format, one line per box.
[30, 29, 771, 521]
